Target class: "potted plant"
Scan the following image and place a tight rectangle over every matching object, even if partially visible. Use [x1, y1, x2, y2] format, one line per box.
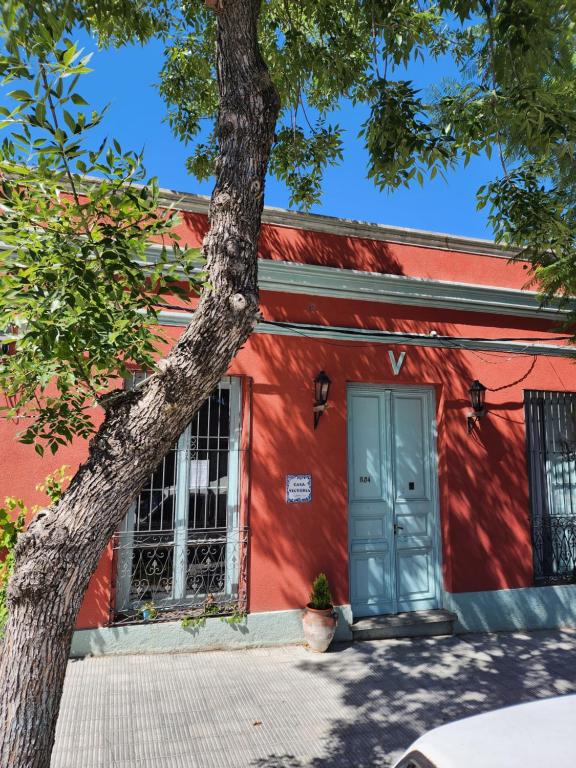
[139, 601, 158, 622]
[302, 572, 337, 652]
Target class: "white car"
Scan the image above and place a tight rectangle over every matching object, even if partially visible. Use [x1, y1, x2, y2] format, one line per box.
[393, 695, 576, 768]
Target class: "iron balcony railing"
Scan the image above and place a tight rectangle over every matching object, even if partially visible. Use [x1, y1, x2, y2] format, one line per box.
[532, 516, 576, 585]
[112, 526, 248, 624]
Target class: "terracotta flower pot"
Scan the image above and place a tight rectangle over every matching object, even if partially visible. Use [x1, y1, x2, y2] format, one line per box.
[302, 604, 337, 652]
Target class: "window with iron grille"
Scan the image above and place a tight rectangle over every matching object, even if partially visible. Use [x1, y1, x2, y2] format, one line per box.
[525, 390, 576, 585]
[114, 377, 246, 621]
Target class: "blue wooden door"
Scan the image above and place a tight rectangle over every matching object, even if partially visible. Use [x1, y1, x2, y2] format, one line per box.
[347, 386, 441, 618]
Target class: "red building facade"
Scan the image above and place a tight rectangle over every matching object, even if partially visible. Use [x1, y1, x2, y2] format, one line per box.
[2, 191, 576, 654]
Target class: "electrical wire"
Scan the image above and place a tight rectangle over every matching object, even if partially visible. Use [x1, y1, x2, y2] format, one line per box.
[155, 302, 575, 348]
[261, 319, 574, 346]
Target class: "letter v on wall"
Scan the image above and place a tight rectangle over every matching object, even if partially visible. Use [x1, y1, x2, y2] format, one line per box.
[388, 350, 406, 375]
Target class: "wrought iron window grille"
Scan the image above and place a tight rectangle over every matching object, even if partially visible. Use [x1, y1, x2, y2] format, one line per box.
[525, 391, 576, 586]
[113, 378, 246, 624]
[113, 527, 248, 624]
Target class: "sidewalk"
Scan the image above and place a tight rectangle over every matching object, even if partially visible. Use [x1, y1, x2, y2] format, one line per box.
[52, 629, 576, 768]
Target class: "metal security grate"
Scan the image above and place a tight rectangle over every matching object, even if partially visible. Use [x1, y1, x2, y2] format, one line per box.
[114, 378, 246, 622]
[525, 390, 576, 585]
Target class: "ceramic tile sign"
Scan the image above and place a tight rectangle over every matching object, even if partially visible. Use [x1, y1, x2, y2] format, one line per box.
[286, 474, 312, 503]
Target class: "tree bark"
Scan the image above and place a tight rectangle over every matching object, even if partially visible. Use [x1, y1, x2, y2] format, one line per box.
[0, 2, 280, 766]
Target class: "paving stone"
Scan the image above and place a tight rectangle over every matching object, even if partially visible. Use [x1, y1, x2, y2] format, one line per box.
[52, 629, 576, 768]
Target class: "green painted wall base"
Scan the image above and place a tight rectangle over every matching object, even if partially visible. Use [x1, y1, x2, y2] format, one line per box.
[70, 605, 353, 657]
[70, 586, 576, 657]
[444, 584, 576, 633]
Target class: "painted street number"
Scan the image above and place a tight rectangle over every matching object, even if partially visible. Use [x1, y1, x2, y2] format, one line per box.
[286, 474, 312, 503]
[359, 476, 371, 483]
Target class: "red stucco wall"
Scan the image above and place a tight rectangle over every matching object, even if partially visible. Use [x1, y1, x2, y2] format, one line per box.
[232, 327, 569, 612]
[1, 210, 573, 628]
[173, 209, 533, 289]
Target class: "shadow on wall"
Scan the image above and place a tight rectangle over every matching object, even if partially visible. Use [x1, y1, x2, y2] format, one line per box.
[241, 308, 540, 613]
[75, 545, 114, 629]
[447, 583, 576, 634]
[178, 207, 406, 272]
[250, 630, 576, 768]
[259, 224, 405, 274]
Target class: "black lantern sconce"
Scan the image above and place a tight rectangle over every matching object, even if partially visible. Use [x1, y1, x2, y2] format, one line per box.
[467, 379, 487, 433]
[313, 370, 331, 429]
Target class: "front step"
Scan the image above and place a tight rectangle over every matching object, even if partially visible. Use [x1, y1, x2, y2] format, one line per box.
[351, 609, 457, 641]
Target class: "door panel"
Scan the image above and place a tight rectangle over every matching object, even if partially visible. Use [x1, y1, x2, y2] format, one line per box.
[352, 515, 385, 539]
[348, 391, 395, 616]
[348, 386, 440, 618]
[396, 548, 434, 602]
[349, 394, 383, 499]
[351, 553, 392, 605]
[391, 391, 439, 611]
[392, 394, 429, 501]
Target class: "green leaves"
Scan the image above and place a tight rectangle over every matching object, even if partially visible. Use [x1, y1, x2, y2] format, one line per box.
[0, 496, 25, 636]
[0, 6, 206, 453]
[8, 89, 33, 102]
[270, 123, 344, 209]
[160, 0, 455, 209]
[480, 165, 576, 309]
[0, 466, 70, 633]
[2, 0, 576, 455]
[153, 0, 576, 315]
[361, 79, 456, 190]
[283, 1, 448, 198]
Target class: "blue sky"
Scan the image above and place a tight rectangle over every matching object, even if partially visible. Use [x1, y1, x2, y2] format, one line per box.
[77, 34, 500, 240]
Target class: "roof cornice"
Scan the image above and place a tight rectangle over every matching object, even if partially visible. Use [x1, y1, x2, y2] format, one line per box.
[144, 243, 566, 320]
[156, 187, 517, 260]
[257, 258, 569, 320]
[61, 177, 517, 258]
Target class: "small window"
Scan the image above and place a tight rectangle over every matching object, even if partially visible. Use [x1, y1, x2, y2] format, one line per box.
[525, 390, 576, 585]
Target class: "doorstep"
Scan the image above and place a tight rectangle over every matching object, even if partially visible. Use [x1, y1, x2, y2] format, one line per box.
[351, 609, 458, 641]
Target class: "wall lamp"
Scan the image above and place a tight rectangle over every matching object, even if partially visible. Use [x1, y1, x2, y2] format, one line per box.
[313, 371, 331, 430]
[467, 379, 487, 433]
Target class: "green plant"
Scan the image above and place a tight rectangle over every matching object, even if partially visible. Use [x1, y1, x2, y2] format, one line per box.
[35, 466, 72, 505]
[181, 614, 206, 629]
[138, 601, 158, 620]
[220, 607, 246, 626]
[309, 573, 333, 610]
[180, 605, 218, 629]
[0, 11, 204, 456]
[0, 467, 70, 637]
[181, 600, 246, 629]
[204, 601, 220, 617]
[0, 498, 26, 637]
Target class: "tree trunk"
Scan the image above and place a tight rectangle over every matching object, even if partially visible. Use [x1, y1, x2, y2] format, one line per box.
[0, 2, 280, 766]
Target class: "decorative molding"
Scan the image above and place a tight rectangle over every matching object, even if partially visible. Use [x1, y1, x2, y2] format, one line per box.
[61, 177, 514, 258]
[144, 244, 568, 320]
[155, 187, 517, 259]
[257, 258, 572, 319]
[158, 310, 576, 359]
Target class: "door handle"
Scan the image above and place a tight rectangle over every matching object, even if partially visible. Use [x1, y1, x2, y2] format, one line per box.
[393, 523, 404, 535]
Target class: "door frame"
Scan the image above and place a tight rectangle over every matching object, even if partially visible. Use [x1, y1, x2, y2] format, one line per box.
[346, 382, 444, 618]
